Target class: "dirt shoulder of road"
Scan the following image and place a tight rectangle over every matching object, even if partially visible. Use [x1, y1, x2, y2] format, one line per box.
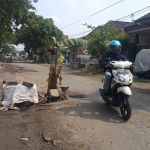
[0, 63, 149, 150]
[0, 63, 87, 150]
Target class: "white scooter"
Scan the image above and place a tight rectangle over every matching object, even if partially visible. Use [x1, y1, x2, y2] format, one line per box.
[99, 61, 134, 120]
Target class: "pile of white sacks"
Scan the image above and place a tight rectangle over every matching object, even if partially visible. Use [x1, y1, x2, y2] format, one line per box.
[2, 82, 39, 107]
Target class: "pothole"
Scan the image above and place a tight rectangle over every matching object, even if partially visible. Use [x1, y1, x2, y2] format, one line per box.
[69, 94, 87, 99]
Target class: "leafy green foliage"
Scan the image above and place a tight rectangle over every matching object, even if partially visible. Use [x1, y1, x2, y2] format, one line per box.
[116, 33, 130, 51]
[49, 37, 87, 65]
[51, 37, 87, 47]
[19, 50, 26, 55]
[60, 39, 87, 46]
[15, 13, 63, 61]
[86, 24, 114, 60]
[1, 44, 16, 55]
[0, 0, 38, 46]
[83, 23, 130, 60]
[51, 37, 87, 52]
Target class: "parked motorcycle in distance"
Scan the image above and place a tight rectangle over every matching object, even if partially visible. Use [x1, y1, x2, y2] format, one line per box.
[99, 60, 134, 120]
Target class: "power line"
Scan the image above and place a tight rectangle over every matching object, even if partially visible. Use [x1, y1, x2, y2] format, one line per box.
[61, 0, 124, 29]
[69, 30, 92, 38]
[117, 6, 150, 21]
[122, 9, 150, 21]
[69, 6, 150, 38]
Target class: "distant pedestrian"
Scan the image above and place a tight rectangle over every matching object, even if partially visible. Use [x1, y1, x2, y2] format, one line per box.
[65, 54, 69, 63]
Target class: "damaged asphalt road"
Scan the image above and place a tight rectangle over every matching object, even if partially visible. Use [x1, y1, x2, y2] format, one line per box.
[0, 62, 150, 150]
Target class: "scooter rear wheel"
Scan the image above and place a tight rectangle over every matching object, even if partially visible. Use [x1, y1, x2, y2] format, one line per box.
[120, 93, 132, 120]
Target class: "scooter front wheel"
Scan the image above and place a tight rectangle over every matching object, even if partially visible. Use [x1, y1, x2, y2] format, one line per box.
[103, 97, 110, 106]
[120, 93, 132, 120]
[99, 89, 110, 105]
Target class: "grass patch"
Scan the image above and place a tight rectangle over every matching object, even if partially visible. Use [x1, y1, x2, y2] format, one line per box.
[95, 73, 103, 78]
[133, 78, 145, 83]
[81, 69, 103, 77]
[81, 69, 90, 74]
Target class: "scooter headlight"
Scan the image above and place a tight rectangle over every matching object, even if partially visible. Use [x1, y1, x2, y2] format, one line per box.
[121, 77, 129, 83]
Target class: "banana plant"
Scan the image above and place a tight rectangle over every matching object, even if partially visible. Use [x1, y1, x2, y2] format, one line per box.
[47, 37, 87, 96]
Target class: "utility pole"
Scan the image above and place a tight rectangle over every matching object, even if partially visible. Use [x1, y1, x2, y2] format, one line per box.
[130, 13, 134, 22]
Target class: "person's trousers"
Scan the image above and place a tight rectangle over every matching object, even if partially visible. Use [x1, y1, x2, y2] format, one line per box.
[103, 70, 112, 91]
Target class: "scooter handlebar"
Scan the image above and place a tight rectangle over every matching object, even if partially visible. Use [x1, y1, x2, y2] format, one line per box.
[105, 61, 137, 68]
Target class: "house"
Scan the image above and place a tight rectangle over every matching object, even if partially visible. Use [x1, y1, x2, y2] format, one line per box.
[123, 13, 150, 61]
[61, 35, 68, 40]
[84, 20, 132, 37]
[79, 20, 132, 61]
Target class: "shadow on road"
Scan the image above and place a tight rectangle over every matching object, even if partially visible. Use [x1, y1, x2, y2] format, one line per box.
[58, 86, 150, 123]
[132, 87, 150, 95]
[57, 98, 126, 123]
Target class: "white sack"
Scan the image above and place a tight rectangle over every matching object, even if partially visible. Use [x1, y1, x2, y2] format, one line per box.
[134, 49, 150, 72]
[13, 84, 39, 104]
[2, 84, 17, 106]
[2, 83, 39, 106]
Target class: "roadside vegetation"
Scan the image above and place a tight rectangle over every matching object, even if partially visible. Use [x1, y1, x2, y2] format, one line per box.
[0, 0, 132, 92]
[83, 23, 130, 64]
[133, 77, 150, 83]
[0, 0, 130, 65]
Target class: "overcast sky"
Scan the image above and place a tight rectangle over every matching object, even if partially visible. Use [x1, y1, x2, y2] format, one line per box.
[15, 0, 150, 50]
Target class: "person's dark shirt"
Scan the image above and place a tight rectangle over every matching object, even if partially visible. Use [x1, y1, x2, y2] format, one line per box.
[100, 52, 127, 71]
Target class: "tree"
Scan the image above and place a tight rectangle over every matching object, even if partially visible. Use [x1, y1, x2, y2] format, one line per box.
[0, 0, 38, 46]
[85, 24, 114, 61]
[1, 44, 16, 55]
[116, 33, 130, 53]
[15, 13, 63, 62]
[83, 23, 129, 64]
[19, 50, 26, 55]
